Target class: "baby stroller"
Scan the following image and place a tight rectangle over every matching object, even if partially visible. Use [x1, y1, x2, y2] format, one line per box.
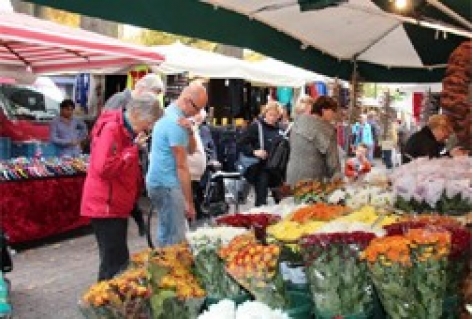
[200, 161, 242, 217]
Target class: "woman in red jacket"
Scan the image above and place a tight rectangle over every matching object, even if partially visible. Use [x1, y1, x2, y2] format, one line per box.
[81, 93, 162, 281]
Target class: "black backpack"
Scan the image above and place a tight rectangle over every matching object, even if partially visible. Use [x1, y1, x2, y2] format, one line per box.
[266, 124, 292, 174]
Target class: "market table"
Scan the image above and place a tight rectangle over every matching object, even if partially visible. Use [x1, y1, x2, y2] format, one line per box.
[0, 174, 90, 244]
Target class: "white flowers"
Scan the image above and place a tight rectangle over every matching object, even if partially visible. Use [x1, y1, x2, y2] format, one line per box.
[186, 226, 247, 253]
[336, 185, 394, 209]
[198, 299, 289, 319]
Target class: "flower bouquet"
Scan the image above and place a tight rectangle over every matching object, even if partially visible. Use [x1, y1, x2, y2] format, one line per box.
[300, 231, 376, 318]
[146, 244, 206, 319]
[384, 216, 472, 318]
[293, 179, 344, 204]
[362, 229, 451, 319]
[219, 233, 288, 309]
[79, 268, 152, 319]
[186, 227, 247, 300]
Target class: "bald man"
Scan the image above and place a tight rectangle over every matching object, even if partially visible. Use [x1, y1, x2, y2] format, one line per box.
[146, 81, 208, 246]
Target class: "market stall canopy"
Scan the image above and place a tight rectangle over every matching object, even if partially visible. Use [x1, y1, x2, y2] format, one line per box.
[249, 58, 329, 85]
[0, 11, 165, 74]
[153, 41, 320, 87]
[21, 0, 471, 83]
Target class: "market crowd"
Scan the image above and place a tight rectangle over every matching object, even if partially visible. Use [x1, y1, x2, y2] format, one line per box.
[51, 74, 468, 281]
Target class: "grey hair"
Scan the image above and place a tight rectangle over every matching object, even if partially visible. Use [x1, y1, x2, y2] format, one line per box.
[125, 92, 163, 122]
[135, 73, 164, 92]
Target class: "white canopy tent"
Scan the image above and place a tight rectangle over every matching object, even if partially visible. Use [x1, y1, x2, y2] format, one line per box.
[152, 41, 326, 87]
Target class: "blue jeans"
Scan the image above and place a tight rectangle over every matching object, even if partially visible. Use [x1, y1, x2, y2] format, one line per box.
[147, 186, 186, 247]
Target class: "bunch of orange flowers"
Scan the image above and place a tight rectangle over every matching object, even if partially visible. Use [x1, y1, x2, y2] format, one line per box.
[82, 268, 151, 313]
[219, 233, 288, 308]
[148, 244, 205, 300]
[362, 229, 451, 318]
[290, 202, 347, 223]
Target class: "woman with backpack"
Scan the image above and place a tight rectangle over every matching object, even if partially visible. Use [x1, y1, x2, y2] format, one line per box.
[286, 96, 341, 186]
[237, 101, 285, 207]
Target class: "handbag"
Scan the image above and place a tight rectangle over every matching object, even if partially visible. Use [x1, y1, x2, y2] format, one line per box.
[235, 122, 264, 175]
[266, 123, 293, 174]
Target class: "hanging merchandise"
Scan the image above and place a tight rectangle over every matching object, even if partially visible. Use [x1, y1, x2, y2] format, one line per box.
[276, 87, 294, 111]
[412, 92, 423, 124]
[74, 73, 90, 112]
[126, 65, 151, 89]
[316, 81, 328, 96]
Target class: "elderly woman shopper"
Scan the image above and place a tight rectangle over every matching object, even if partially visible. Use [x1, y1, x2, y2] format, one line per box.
[238, 101, 285, 207]
[402, 114, 467, 163]
[81, 93, 162, 281]
[286, 96, 341, 186]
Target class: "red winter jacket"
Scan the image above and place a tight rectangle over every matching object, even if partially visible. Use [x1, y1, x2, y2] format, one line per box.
[81, 109, 141, 219]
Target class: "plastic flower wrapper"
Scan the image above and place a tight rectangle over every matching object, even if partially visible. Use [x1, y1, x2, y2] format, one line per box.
[300, 231, 376, 317]
[146, 243, 206, 319]
[219, 233, 289, 309]
[79, 268, 151, 319]
[186, 226, 247, 299]
[362, 229, 451, 319]
[385, 216, 471, 309]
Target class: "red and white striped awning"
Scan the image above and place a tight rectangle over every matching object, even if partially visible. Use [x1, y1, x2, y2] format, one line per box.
[0, 12, 165, 74]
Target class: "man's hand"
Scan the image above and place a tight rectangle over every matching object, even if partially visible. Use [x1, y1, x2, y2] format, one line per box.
[177, 118, 193, 132]
[134, 132, 150, 148]
[185, 201, 196, 220]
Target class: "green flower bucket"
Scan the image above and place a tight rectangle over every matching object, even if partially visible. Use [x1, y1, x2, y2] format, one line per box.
[284, 291, 314, 319]
[285, 281, 311, 296]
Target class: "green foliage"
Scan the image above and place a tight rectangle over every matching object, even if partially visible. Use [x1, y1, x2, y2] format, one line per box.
[394, 194, 471, 215]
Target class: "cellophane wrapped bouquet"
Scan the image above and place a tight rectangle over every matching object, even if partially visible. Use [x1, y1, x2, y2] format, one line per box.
[390, 157, 471, 214]
[300, 228, 378, 318]
[186, 226, 247, 299]
[135, 244, 206, 319]
[79, 268, 152, 319]
[219, 233, 288, 309]
[362, 228, 451, 319]
[384, 215, 472, 318]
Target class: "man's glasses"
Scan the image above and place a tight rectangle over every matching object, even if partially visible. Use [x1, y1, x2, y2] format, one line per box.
[187, 98, 199, 112]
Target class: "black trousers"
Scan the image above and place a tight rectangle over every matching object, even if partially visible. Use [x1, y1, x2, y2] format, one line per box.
[90, 218, 129, 282]
[130, 203, 145, 232]
[253, 169, 282, 207]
